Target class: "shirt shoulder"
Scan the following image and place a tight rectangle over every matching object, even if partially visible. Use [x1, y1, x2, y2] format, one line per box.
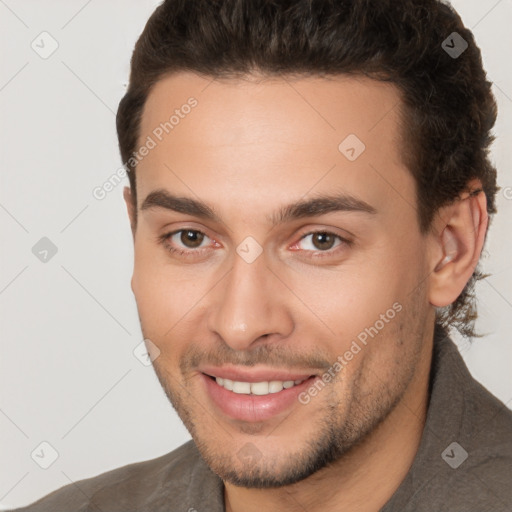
[382, 332, 512, 512]
[403, 389, 512, 512]
[8, 440, 223, 512]
[446, 373, 512, 511]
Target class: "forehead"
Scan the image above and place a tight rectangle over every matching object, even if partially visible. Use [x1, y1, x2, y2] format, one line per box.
[141, 71, 404, 146]
[136, 71, 415, 226]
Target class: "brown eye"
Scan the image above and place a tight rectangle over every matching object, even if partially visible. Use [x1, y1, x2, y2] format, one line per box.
[293, 231, 348, 255]
[180, 230, 205, 248]
[311, 232, 336, 250]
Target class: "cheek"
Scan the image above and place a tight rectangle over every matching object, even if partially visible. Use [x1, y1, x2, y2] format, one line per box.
[132, 246, 181, 333]
[132, 242, 214, 345]
[285, 262, 402, 339]
[281, 242, 420, 372]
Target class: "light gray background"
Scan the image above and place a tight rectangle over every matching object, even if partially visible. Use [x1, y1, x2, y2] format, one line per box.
[1, 0, 511, 508]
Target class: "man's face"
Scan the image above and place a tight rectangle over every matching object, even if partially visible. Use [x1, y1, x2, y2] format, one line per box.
[128, 72, 435, 487]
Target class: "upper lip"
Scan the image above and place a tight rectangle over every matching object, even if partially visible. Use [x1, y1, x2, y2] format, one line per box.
[199, 365, 316, 382]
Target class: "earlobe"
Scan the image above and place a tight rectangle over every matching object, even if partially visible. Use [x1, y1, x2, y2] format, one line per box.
[428, 183, 488, 308]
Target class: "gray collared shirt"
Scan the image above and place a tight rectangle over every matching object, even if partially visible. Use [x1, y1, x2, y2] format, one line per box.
[11, 326, 512, 511]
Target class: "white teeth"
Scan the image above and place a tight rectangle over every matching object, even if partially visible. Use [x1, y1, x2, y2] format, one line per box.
[232, 381, 251, 394]
[250, 381, 269, 395]
[216, 376, 237, 392]
[213, 376, 308, 395]
[268, 381, 284, 393]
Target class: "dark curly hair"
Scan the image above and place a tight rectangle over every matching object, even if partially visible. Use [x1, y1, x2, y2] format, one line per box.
[116, 0, 499, 339]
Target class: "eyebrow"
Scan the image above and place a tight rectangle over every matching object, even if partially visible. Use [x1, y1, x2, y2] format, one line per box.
[140, 189, 377, 225]
[141, 190, 221, 222]
[271, 193, 377, 224]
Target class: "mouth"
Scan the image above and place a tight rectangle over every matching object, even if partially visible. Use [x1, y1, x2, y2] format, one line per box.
[199, 368, 319, 422]
[204, 374, 312, 396]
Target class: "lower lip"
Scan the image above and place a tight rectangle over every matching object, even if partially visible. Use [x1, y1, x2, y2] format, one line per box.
[201, 373, 317, 422]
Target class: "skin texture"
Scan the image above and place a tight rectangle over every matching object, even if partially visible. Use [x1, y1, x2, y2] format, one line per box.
[124, 72, 488, 512]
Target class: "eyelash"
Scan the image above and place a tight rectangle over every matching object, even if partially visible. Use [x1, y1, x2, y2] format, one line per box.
[158, 229, 352, 260]
[157, 230, 213, 258]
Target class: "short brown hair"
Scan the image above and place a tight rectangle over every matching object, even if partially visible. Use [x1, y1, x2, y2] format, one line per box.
[116, 0, 499, 338]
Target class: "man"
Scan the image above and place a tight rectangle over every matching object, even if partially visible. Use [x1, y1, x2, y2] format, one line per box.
[13, 0, 512, 511]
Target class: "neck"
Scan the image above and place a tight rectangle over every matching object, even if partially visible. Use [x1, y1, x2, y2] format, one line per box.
[224, 332, 433, 512]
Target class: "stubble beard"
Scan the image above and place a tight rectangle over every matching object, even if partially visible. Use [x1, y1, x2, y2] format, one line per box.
[145, 293, 426, 488]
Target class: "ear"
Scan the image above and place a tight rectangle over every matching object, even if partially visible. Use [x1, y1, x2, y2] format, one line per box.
[428, 180, 489, 308]
[123, 186, 137, 238]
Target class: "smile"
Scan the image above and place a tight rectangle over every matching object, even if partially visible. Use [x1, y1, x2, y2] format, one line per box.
[210, 376, 309, 395]
[200, 370, 319, 422]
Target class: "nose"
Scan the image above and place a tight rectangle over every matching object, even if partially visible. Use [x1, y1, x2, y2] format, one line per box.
[207, 252, 294, 351]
